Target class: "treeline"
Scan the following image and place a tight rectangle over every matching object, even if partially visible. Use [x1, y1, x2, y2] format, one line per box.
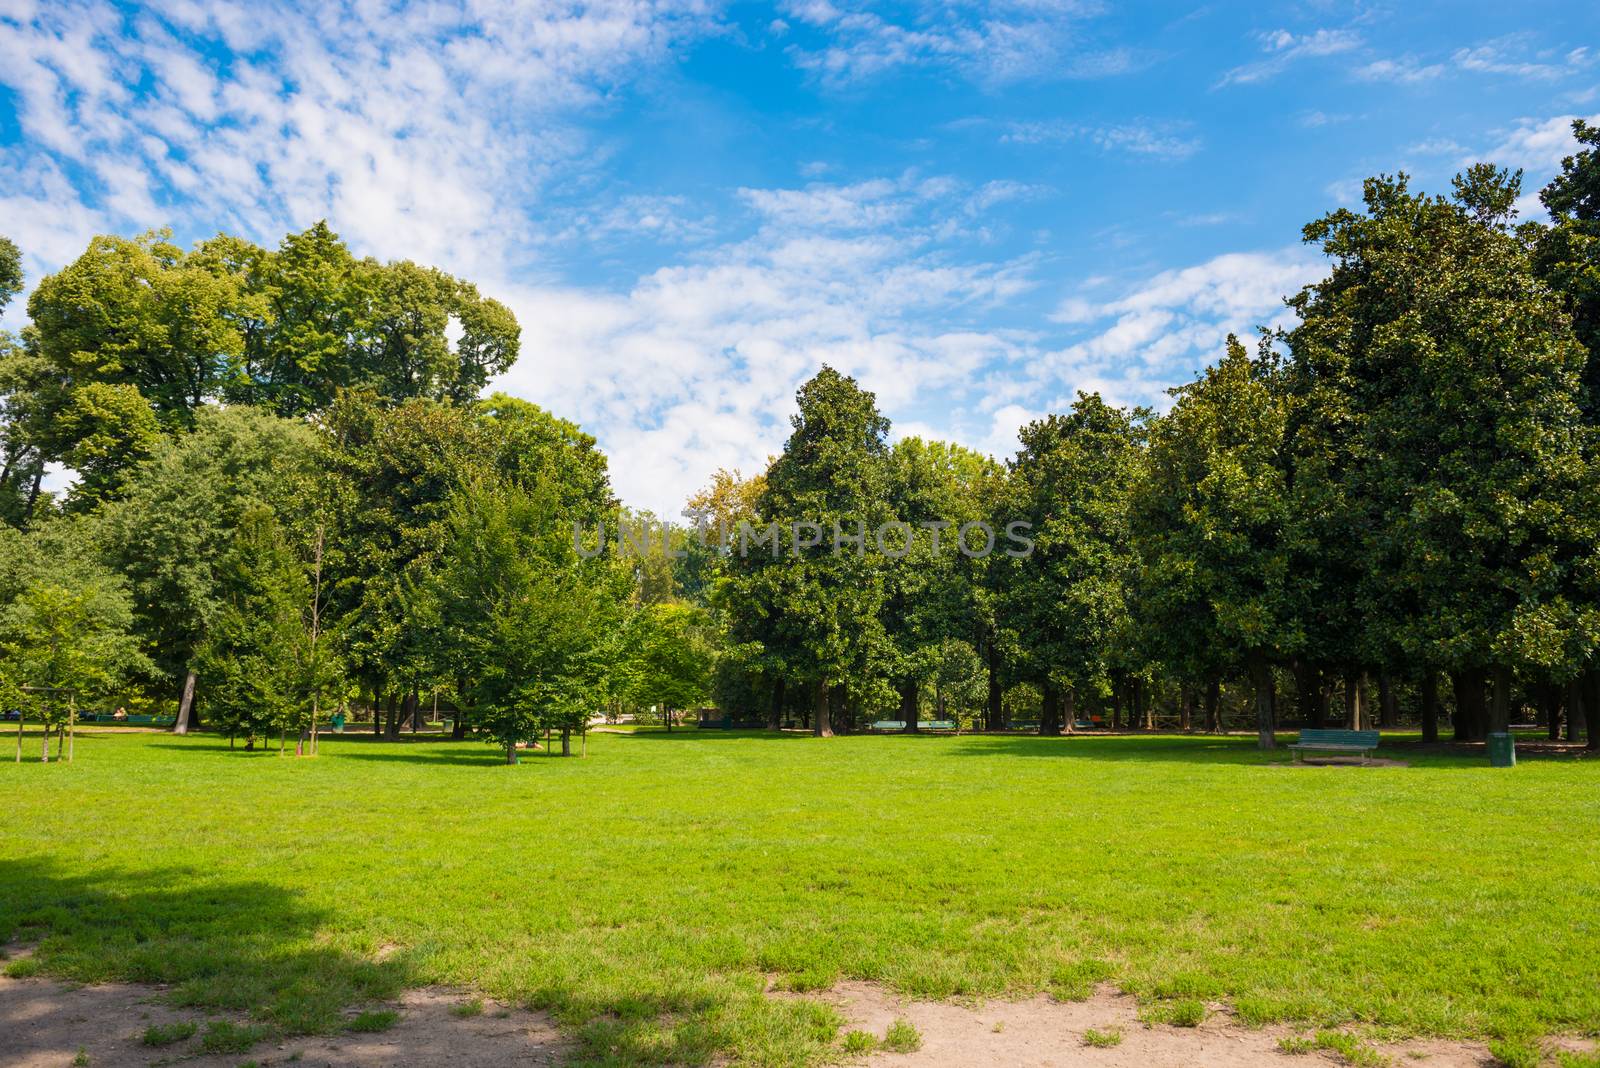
[701, 125, 1600, 750]
[4, 123, 1600, 758]
[0, 227, 712, 762]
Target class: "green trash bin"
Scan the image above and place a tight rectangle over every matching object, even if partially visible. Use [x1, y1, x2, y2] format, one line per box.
[1488, 732, 1516, 768]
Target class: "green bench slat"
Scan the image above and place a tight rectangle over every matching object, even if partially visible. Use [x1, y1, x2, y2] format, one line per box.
[1294, 729, 1380, 748]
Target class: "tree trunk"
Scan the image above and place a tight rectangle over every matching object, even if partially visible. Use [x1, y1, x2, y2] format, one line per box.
[1490, 667, 1512, 736]
[1061, 684, 1077, 734]
[1378, 673, 1398, 729]
[813, 680, 833, 737]
[1179, 684, 1193, 732]
[402, 690, 419, 734]
[1247, 656, 1277, 750]
[561, 727, 571, 756]
[1344, 672, 1365, 731]
[1451, 669, 1488, 742]
[899, 678, 919, 732]
[1420, 673, 1439, 743]
[506, 742, 517, 765]
[767, 678, 785, 731]
[1292, 661, 1324, 729]
[1568, 676, 1588, 744]
[172, 669, 198, 735]
[384, 692, 399, 740]
[1205, 678, 1221, 733]
[1586, 670, 1600, 751]
[985, 637, 1003, 731]
[1544, 685, 1563, 741]
[1040, 681, 1062, 736]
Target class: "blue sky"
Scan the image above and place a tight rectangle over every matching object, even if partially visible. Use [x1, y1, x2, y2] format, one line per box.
[2, 1, 1597, 513]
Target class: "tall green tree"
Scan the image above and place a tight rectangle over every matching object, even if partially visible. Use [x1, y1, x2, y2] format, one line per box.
[97, 407, 319, 732]
[1132, 336, 1294, 749]
[1288, 168, 1592, 739]
[995, 395, 1144, 735]
[432, 479, 625, 762]
[738, 367, 893, 735]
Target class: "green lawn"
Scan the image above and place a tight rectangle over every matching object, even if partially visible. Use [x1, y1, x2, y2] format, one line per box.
[3, 728, 1596, 1065]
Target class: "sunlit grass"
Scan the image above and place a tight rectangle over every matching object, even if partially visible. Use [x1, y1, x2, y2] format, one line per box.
[3, 727, 1596, 1064]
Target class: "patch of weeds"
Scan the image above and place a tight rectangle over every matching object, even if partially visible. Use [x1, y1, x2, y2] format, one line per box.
[4, 957, 40, 979]
[883, 1018, 921, 1054]
[71, 1049, 89, 1066]
[347, 1009, 399, 1033]
[1488, 1038, 1543, 1068]
[1083, 1027, 1123, 1048]
[1557, 1053, 1600, 1068]
[451, 998, 485, 1018]
[1279, 1035, 1317, 1054]
[841, 1029, 877, 1055]
[141, 1021, 198, 1047]
[991, 1021, 1005, 1033]
[1138, 998, 1205, 1027]
[1314, 1030, 1389, 1067]
[200, 1021, 271, 1055]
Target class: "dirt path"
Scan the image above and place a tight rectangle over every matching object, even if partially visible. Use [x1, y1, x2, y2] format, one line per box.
[6, 970, 1595, 1067]
[818, 980, 1587, 1068]
[0, 973, 565, 1067]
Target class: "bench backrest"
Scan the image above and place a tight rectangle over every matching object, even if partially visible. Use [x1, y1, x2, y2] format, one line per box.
[1297, 728, 1380, 747]
[871, 720, 906, 730]
[925, 720, 955, 730]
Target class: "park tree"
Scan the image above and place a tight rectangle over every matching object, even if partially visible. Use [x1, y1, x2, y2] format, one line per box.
[97, 406, 320, 732]
[431, 479, 625, 762]
[320, 393, 491, 738]
[195, 506, 309, 750]
[623, 601, 716, 729]
[0, 521, 149, 758]
[739, 367, 894, 735]
[993, 395, 1143, 735]
[1288, 169, 1593, 740]
[0, 236, 48, 525]
[883, 436, 999, 731]
[1132, 336, 1294, 749]
[1536, 120, 1600, 419]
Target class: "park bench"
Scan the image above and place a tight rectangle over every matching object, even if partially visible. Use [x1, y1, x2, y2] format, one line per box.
[1289, 728, 1381, 765]
[924, 720, 956, 731]
[870, 720, 906, 732]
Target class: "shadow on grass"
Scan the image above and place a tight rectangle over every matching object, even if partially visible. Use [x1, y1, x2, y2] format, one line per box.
[143, 734, 508, 767]
[0, 857, 408, 1033]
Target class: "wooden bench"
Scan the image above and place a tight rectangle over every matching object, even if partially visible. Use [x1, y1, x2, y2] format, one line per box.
[1289, 728, 1380, 765]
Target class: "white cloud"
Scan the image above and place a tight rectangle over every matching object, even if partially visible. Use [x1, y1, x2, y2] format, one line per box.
[1037, 248, 1324, 412]
[1482, 114, 1600, 176]
[1215, 27, 1361, 88]
[493, 172, 1041, 512]
[779, 0, 1134, 89]
[1002, 120, 1200, 160]
[0, 0, 721, 282]
[1354, 56, 1445, 84]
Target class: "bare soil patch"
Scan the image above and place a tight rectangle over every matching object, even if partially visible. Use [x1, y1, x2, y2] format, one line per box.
[807, 980, 1569, 1068]
[0, 971, 565, 1067]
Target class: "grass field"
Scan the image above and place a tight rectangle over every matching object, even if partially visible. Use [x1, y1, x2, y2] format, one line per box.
[3, 728, 1597, 1065]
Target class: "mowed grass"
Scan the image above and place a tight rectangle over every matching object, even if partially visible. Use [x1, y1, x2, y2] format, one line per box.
[2, 728, 1597, 1064]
